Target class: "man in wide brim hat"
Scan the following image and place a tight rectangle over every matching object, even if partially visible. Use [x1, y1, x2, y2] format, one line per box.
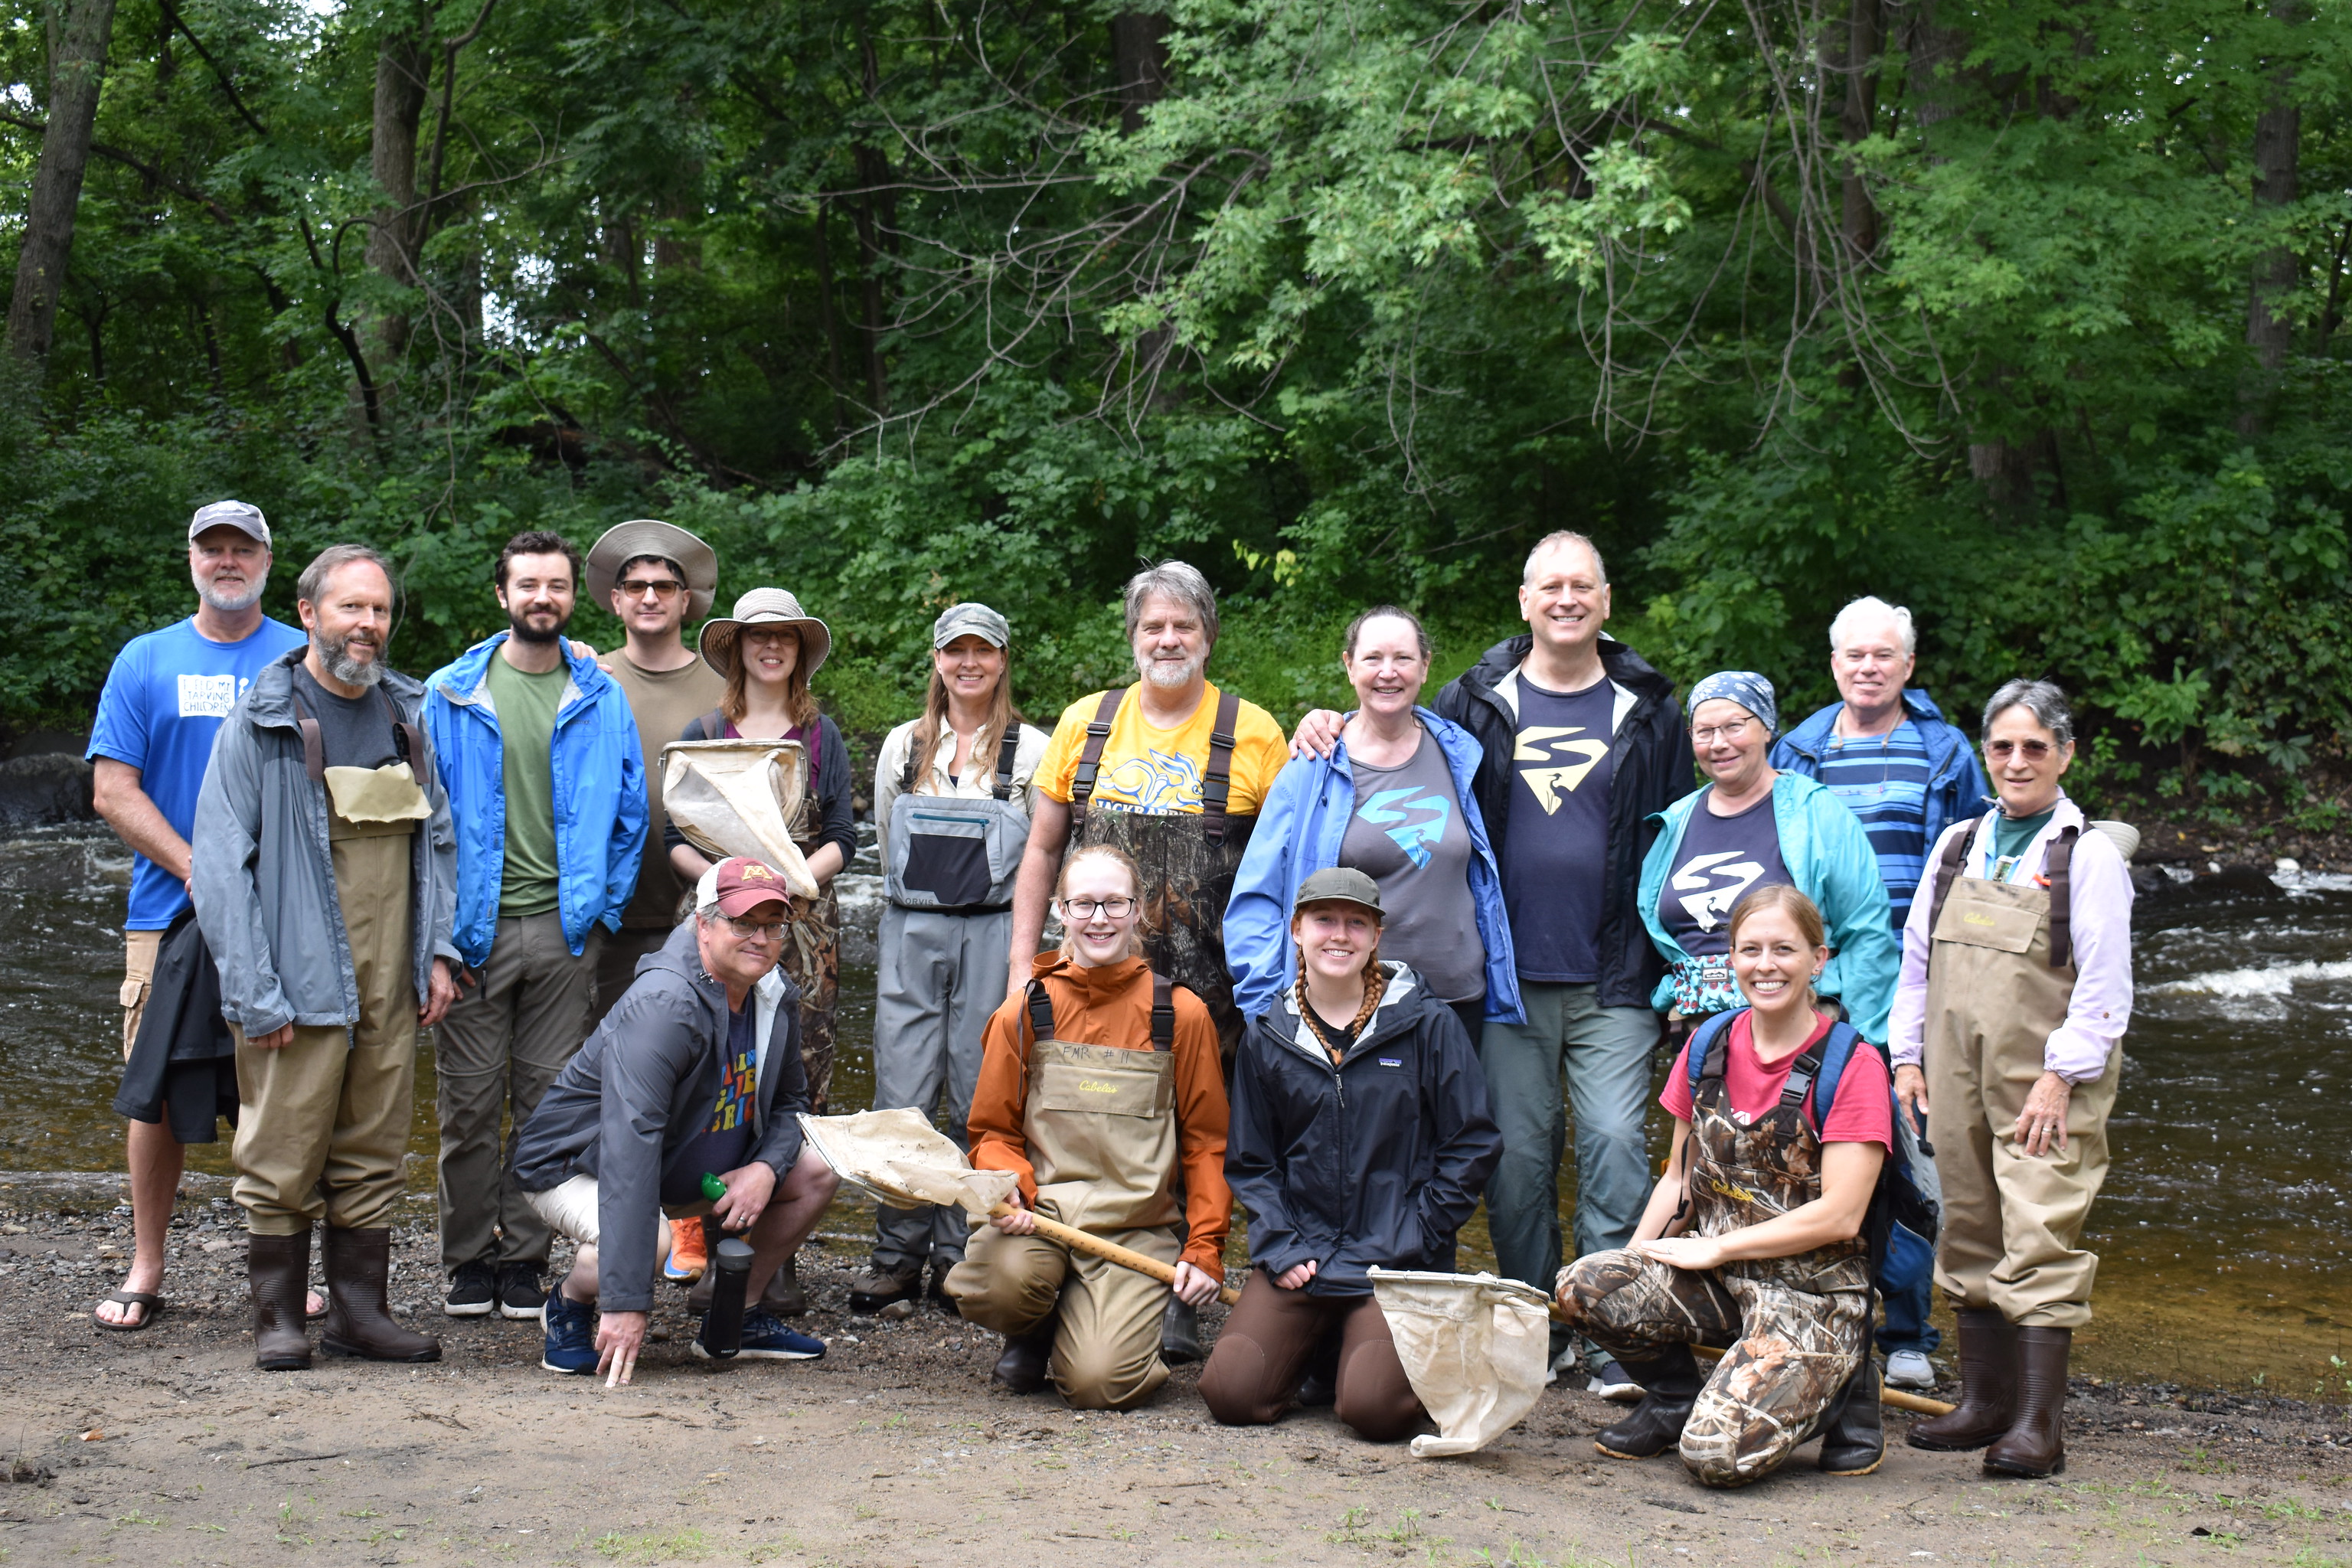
[586, 520, 720, 626]
[697, 589, 833, 680]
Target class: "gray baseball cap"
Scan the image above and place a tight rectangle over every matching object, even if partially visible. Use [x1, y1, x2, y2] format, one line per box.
[1295, 866, 1384, 919]
[188, 500, 270, 546]
[933, 602, 1011, 650]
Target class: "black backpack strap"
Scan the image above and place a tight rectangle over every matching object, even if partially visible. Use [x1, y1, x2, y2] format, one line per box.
[1150, 972, 1175, 1051]
[2047, 825, 2079, 969]
[991, 725, 1021, 802]
[1200, 688, 1241, 848]
[1779, 1031, 1834, 1116]
[1684, 1010, 1737, 1093]
[1067, 688, 1125, 831]
[899, 723, 926, 796]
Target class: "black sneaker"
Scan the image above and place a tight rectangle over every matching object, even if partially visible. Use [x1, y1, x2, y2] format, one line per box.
[497, 1263, 547, 1321]
[444, 1258, 495, 1318]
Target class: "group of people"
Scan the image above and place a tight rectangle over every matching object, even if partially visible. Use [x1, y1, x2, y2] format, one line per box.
[89, 510, 2135, 1490]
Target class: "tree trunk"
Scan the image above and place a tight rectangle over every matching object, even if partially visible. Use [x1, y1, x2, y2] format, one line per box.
[366, 30, 430, 358]
[1837, 0, 1881, 265]
[7, 0, 119, 364]
[2238, 2, 2301, 437]
[1110, 11, 1170, 135]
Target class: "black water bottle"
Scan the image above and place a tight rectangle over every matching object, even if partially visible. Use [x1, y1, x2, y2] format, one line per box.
[700, 1237, 756, 1361]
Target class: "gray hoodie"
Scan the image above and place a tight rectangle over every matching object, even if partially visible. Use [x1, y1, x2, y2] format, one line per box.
[510, 922, 810, 1314]
[191, 651, 459, 1039]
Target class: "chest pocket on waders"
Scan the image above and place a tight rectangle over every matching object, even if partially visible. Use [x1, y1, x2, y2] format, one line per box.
[885, 729, 1030, 910]
[1019, 974, 1182, 1234]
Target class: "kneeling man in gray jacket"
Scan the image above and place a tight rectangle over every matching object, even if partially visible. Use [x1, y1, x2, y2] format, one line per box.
[512, 856, 839, 1380]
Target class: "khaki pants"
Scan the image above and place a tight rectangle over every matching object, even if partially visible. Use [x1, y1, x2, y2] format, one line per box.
[591, 924, 674, 1029]
[945, 1222, 1178, 1411]
[232, 832, 416, 1234]
[120, 927, 163, 1059]
[1929, 1037, 2120, 1329]
[433, 912, 600, 1271]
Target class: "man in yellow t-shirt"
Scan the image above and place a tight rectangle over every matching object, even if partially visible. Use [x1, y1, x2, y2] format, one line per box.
[1007, 561, 1288, 1049]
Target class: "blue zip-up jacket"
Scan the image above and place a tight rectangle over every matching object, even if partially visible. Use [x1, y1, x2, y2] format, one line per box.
[424, 632, 648, 969]
[1769, 688, 1991, 910]
[1223, 708, 1523, 1025]
[1636, 771, 1900, 1043]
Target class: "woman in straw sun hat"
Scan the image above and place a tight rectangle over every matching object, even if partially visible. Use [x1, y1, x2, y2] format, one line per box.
[666, 587, 855, 1315]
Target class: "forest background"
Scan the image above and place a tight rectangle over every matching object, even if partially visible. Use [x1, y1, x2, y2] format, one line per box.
[4, 0, 2350, 825]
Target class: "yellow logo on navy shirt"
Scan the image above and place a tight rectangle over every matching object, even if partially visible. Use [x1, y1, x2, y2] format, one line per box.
[1514, 726, 1609, 814]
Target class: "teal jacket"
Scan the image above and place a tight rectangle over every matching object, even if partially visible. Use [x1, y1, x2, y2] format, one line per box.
[424, 633, 647, 969]
[1636, 772, 1899, 1043]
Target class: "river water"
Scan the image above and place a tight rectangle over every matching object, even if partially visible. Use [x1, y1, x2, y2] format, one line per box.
[2, 828, 2344, 1392]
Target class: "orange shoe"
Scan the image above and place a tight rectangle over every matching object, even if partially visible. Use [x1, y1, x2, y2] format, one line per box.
[663, 1215, 709, 1283]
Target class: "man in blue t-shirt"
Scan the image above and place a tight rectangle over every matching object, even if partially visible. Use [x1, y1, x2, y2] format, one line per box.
[84, 500, 307, 1330]
[1768, 593, 1991, 1392]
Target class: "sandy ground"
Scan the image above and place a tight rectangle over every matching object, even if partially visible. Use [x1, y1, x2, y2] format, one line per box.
[4, 1198, 2349, 1568]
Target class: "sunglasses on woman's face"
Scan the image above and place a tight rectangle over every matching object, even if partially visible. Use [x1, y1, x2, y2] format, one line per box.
[1986, 739, 2055, 760]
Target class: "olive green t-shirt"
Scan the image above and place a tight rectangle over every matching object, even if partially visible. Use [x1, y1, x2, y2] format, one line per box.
[485, 653, 568, 917]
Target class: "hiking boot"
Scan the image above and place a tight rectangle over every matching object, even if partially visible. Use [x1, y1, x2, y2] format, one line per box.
[319, 1227, 440, 1363]
[541, 1290, 597, 1376]
[664, 1216, 708, 1284]
[927, 1260, 958, 1308]
[498, 1262, 548, 1321]
[993, 1317, 1057, 1395]
[1983, 1327, 2071, 1478]
[248, 1230, 313, 1372]
[1594, 1346, 1702, 1461]
[846, 1263, 922, 1316]
[757, 1253, 809, 1317]
[443, 1257, 496, 1318]
[1909, 1310, 2019, 1451]
[697, 1312, 825, 1362]
[1816, 1357, 1885, 1475]
[1159, 1295, 1203, 1366]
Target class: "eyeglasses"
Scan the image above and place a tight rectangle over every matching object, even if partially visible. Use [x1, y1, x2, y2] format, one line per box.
[1691, 718, 1755, 745]
[1986, 739, 2055, 760]
[724, 916, 788, 939]
[1061, 897, 1137, 920]
[618, 577, 684, 599]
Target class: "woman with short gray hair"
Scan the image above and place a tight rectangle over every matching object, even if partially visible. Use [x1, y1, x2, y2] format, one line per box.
[1888, 679, 2135, 1480]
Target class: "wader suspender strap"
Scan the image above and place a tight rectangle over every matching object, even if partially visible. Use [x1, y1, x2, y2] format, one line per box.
[1150, 973, 1174, 1051]
[991, 727, 1021, 802]
[289, 684, 426, 786]
[1021, 972, 1175, 1054]
[1200, 689, 1242, 848]
[1067, 688, 1124, 833]
[1926, 824, 1974, 937]
[2046, 825, 2079, 969]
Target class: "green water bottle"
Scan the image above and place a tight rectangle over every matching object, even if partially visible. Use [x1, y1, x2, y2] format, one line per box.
[700, 1171, 727, 1202]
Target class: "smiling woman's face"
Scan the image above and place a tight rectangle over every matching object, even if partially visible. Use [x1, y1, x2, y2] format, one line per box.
[738, 624, 800, 688]
[1730, 903, 1824, 1019]
[1057, 853, 1142, 968]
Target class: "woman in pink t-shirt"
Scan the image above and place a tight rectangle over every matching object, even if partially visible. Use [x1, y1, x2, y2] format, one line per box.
[1555, 884, 1892, 1488]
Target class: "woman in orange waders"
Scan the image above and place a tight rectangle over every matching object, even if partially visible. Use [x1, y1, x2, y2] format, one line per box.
[943, 844, 1230, 1410]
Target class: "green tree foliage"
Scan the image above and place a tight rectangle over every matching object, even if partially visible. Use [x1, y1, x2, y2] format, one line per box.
[2, 0, 2347, 792]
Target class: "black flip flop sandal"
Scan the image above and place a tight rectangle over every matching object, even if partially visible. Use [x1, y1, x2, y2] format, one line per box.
[94, 1290, 164, 1331]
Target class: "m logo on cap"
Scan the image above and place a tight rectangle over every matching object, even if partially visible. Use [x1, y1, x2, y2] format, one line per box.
[738, 861, 776, 881]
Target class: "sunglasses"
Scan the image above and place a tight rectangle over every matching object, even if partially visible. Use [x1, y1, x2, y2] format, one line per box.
[618, 577, 684, 599]
[1986, 738, 2056, 760]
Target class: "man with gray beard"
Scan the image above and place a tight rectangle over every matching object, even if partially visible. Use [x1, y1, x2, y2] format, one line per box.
[191, 544, 461, 1370]
[87, 501, 307, 1331]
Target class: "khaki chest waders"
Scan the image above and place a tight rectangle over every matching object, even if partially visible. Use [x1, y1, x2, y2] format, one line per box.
[1920, 822, 2119, 1325]
[1018, 973, 1183, 1235]
[1064, 688, 1253, 1047]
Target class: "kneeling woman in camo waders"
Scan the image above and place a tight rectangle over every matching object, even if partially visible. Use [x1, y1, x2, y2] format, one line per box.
[1200, 867, 1501, 1443]
[1893, 680, 2134, 1479]
[1557, 884, 1893, 1488]
[945, 844, 1230, 1410]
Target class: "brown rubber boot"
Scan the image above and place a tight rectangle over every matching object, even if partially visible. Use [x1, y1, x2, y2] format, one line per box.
[1907, 1309, 2018, 1451]
[320, 1227, 442, 1363]
[248, 1231, 314, 1372]
[1983, 1327, 2071, 1478]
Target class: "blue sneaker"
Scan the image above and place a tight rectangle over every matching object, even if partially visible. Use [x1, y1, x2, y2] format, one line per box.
[541, 1290, 598, 1375]
[696, 1310, 824, 1362]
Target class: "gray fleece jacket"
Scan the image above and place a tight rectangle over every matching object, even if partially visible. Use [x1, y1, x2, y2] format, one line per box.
[510, 922, 809, 1314]
[190, 651, 459, 1039]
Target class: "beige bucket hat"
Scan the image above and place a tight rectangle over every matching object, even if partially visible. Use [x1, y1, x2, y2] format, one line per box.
[586, 519, 720, 622]
[698, 587, 832, 681]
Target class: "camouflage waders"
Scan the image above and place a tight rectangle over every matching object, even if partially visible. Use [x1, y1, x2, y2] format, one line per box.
[1560, 1031, 1873, 1488]
[1063, 687, 1253, 1057]
[782, 778, 841, 1112]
